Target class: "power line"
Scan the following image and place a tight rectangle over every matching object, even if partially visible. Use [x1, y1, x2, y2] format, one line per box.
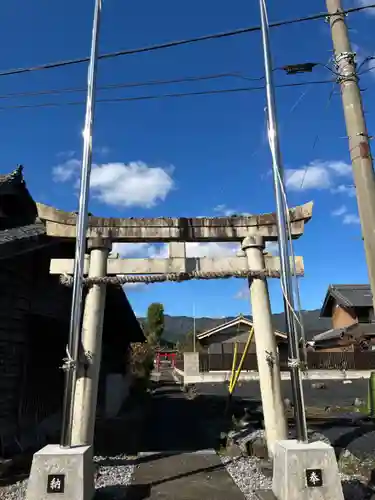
[0, 79, 338, 111]
[0, 72, 268, 101]
[250, 84, 315, 160]
[0, 63, 336, 101]
[0, 3, 373, 79]
[297, 85, 337, 191]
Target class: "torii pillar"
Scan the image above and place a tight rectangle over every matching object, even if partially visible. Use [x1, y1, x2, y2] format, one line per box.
[71, 236, 112, 446]
[242, 235, 287, 454]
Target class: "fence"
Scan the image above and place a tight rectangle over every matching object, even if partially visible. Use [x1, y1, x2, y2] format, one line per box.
[178, 350, 375, 372]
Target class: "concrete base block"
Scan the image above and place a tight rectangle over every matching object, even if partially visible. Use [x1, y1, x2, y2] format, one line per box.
[257, 440, 344, 500]
[25, 444, 94, 500]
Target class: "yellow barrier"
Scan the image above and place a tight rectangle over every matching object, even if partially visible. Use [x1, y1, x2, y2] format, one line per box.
[229, 327, 254, 394]
[229, 341, 238, 391]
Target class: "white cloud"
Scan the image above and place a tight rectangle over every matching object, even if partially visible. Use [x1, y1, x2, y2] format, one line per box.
[330, 204, 360, 225]
[52, 159, 80, 182]
[94, 146, 110, 156]
[186, 242, 239, 258]
[90, 162, 174, 208]
[235, 287, 249, 300]
[265, 241, 279, 254]
[356, 0, 375, 15]
[122, 282, 146, 291]
[326, 161, 352, 176]
[111, 242, 151, 258]
[343, 213, 360, 225]
[148, 241, 240, 259]
[148, 243, 169, 259]
[113, 241, 241, 260]
[331, 184, 356, 197]
[285, 164, 331, 191]
[213, 204, 251, 217]
[331, 205, 347, 217]
[352, 43, 375, 79]
[114, 240, 279, 260]
[52, 160, 175, 208]
[285, 160, 352, 192]
[213, 204, 252, 217]
[214, 204, 235, 216]
[56, 150, 76, 160]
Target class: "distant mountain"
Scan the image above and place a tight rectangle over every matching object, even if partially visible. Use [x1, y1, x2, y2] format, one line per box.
[138, 309, 331, 344]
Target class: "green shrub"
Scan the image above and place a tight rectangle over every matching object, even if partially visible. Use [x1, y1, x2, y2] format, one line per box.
[130, 342, 155, 381]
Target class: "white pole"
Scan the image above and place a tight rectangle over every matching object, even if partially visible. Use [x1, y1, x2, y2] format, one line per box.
[259, 0, 307, 442]
[193, 302, 196, 352]
[60, 0, 102, 448]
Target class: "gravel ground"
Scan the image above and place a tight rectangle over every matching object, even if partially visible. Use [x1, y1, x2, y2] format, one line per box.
[94, 454, 135, 499]
[221, 456, 271, 500]
[0, 455, 135, 500]
[221, 455, 372, 500]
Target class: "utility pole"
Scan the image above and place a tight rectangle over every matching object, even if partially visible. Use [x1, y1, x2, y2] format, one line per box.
[326, 0, 375, 312]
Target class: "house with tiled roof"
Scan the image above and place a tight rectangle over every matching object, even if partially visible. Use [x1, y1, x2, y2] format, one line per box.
[311, 284, 375, 351]
[0, 166, 145, 457]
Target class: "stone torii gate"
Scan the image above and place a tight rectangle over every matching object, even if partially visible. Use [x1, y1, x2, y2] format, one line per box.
[37, 200, 312, 455]
[26, 201, 313, 500]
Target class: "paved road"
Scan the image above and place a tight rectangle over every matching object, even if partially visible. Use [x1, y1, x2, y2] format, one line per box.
[194, 379, 375, 458]
[196, 379, 368, 408]
[138, 371, 223, 452]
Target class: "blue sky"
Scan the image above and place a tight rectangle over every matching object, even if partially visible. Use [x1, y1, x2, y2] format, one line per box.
[0, 0, 374, 318]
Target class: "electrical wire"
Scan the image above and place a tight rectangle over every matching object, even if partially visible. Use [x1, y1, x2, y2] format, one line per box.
[358, 62, 375, 76]
[0, 71, 270, 101]
[0, 3, 373, 79]
[297, 89, 336, 190]
[357, 55, 375, 73]
[0, 62, 336, 102]
[311, 85, 336, 152]
[297, 52, 374, 191]
[0, 79, 336, 111]
[250, 84, 314, 160]
[265, 115, 305, 338]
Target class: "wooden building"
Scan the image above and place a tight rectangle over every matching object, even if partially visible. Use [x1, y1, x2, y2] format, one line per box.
[197, 314, 288, 362]
[312, 284, 375, 351]
[0, 167, 144, 457]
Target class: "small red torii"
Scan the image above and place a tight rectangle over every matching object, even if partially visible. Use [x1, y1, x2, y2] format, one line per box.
[155, 349, 177, 370]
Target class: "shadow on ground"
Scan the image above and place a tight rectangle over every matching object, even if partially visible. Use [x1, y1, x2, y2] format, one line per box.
[95, 375, 375, 458]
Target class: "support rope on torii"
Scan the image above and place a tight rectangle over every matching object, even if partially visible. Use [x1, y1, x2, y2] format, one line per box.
[58, 268, 299, 286]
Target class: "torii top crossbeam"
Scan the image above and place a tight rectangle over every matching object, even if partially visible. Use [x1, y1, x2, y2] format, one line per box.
[36, 201, 313, 243]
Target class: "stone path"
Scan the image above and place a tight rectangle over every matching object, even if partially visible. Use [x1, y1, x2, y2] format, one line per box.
[127, 370, 244, 499]
[128, 452, 245, 500]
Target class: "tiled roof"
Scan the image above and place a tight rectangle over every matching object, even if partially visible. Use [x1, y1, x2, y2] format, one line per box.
[312, 322, 375, 347]
[320, 284, 373, 317]
[0, 165, 24, 188]
[197, 314, 287, 340]
[312, 328, 346, 343]
[0, 168, 145, 344]
[0, 223, 46, 245]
